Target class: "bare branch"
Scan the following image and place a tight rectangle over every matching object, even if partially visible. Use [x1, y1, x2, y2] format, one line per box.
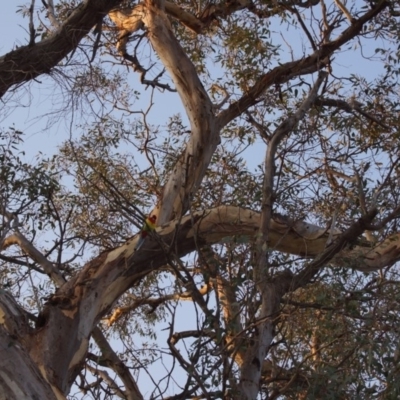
[0, 0, 124, 98]
[2, 232, 65, 287]
[315, 96, 391, 130]
[291, 207, 378, 290]
[91, 328, 143, 400]
[165, 2, 204, 33]
[106, 285, 211, 325]
[334, 0, 355, 23]
[216, 0, 389, 127]
[42, 0, 60, 28]
[258, 71, 328, 272]
[29, 0, 36, 46]
[85, 364, 126, 399]
[238, 72, 327, 400]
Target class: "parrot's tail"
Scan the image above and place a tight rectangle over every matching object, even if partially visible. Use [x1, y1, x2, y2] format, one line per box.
[135, 236, 146, 250]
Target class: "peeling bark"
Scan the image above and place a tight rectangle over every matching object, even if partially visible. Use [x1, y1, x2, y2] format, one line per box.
[0, 291, 61, 400]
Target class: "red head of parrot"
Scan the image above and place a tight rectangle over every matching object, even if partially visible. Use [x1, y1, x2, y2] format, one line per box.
[140, 215, 157, 238]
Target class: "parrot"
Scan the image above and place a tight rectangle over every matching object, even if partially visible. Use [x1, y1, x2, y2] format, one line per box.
[135, 215, 157, 250]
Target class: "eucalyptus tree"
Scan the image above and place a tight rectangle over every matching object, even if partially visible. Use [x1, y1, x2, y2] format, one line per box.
[1, 0, 400, 399]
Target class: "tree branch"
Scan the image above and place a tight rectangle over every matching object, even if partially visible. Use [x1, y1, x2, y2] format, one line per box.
[2, 232, 65, 287]
[142, 0, 219, 223]
[315, 96, 391, 130]
[238, 72, 327, 400]
[0, 0, 124, 98]
[291, 207, 379, 291]
[216, 0, 388, 128]
[28, 205, 399, 393]
[0, 290, 60, 399]
[91, 327, 143, 400]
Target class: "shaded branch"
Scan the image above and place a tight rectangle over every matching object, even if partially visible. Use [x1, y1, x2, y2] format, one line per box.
[291, 207, 378, 291]
[85, 364, 126, 398]
[105, 285, 211, 326]
[238, 72, 327, 400]
[2, 232, 65, 287]
[91, 327, 143, 400]
[315, 97, 391, 130]
[0, 290, 59, 399]
[0, 0, 124, 98]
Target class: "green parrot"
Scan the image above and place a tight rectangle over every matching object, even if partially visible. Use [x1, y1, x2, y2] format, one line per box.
[135, 215, 157, 250]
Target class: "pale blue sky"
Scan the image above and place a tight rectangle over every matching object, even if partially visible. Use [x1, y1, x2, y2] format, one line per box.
[1, 1, 389, 169]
